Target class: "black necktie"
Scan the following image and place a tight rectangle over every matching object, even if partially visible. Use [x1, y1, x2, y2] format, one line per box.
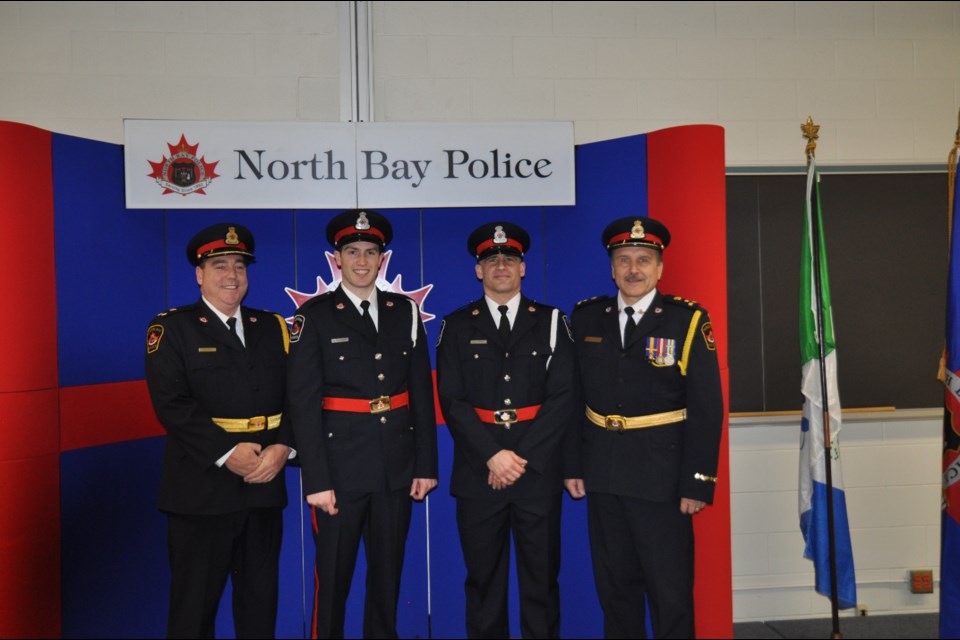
[498, 305, 511, 343]
[623, 307, 637, 348]
[226, 316, 244, 349]
[360, 300, 377, 334]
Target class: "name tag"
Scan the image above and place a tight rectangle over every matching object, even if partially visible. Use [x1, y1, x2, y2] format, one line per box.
[198, 347, 217, 353]
[584, 336, 602, 343]
[331, 337, 350, 344]
[470, 339, 488, 345]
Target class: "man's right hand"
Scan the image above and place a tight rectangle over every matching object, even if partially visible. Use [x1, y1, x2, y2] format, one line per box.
[487, 449, 527, 486]
[564, 478, 586, 499]
[224, 442, 262, 476]
[307, 490, 338, 515]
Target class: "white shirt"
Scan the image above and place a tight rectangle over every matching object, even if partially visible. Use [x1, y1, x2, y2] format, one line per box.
[484, 293, 521, 329]
[618, 288, 657, 344]
[341, 286, 379, 330]
[202, 296, 244, 346]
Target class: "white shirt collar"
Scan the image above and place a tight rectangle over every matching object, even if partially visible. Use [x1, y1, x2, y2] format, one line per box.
[618, 288, 657, 316]
[484, 293, 521, 328]
[341, 285, 379, 327]
[201, 296, 244, 344]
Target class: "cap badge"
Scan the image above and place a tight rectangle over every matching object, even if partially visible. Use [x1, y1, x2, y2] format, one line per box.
[630, 220, 645, 239]
[493, 225, 508, 244]
[225, 226, 240, 245]
[355, 211, 371, 230]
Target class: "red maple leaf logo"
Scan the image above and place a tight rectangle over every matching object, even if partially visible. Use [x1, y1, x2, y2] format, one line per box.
[285, 250, 434, 323]
[147, 134, 220, 196]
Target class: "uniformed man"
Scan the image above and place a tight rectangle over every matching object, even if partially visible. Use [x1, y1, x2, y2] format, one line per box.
[563, 216, 723, 639]
[286, 209, 438, 639]
[145, 223, 294, 639]
[436, 222, 575, 639]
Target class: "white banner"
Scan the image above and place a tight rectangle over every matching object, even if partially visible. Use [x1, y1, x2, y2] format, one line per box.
[123, 120, 575, 209]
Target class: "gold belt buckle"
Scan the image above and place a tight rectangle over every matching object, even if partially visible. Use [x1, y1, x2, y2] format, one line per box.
[370, 396, 391, 414]
[605, 415, 626, 432]
[494, 410, 517, 425]
[247, 416, 267, 431]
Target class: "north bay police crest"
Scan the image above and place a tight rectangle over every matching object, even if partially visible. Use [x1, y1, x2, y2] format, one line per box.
[147, 134, 220, 196]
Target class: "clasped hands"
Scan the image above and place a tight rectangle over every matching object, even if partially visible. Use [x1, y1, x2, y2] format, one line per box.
[487, 449, 527, 490]
[225, 442, 291, 484]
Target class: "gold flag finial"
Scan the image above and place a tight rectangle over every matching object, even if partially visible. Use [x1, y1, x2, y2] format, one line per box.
[801, 116, 820, 158]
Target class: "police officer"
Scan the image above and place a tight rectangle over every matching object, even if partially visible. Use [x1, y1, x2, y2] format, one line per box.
[436, 222, 575, 639]
[145, 223, 293, 639]
[564, 216, 723, 639]
[286, 209, 438, 639]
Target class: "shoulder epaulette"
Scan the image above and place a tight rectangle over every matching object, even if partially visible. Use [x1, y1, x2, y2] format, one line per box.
[152, 304, 193, 320]
[574, 295, 611, 309]
[664, 295, 708, 312]
[297, 291, 334, 311]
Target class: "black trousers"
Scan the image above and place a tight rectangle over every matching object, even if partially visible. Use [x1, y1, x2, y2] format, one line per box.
[587, 493, 694, 639]
[310, 488, 412, 639]
[456, 493, 562, 639]
[166, 507, 282, 639]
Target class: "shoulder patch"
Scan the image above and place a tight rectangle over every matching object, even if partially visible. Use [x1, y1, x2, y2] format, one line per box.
[289, 314, 306, 343]
[146, 324, 164, 354]
[701, 321, 716, 351]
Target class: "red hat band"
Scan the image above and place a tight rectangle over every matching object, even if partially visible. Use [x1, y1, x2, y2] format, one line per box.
[334, 225, 386, 245]
[607, 231, 664, 248]
[195, 239, 250, 260]
[475, 237, 524, 257]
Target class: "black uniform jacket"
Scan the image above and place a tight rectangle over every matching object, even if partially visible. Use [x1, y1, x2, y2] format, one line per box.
[145, 299, 292, 516]
[437, 296, 576, 499]
[286, 286, 438, 496]
[568, 291, 723, 504]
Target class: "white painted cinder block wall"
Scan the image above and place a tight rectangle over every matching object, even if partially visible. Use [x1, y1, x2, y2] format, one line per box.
[0, 1, 952, 621]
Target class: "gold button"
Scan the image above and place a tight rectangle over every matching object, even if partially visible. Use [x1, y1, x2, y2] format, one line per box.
[378, 373, 385, 381]
[327, 433, 333, 438]
[380, 416, 387, 424]
[504, 399, 512, 406]
[504, 375, 511, 382]
[532, 351, 537, 356]
[474, 354, 479, 359]
[375, 353, 382, 360]
[339, 356, 345, 361]
[505, 352, 510, 358]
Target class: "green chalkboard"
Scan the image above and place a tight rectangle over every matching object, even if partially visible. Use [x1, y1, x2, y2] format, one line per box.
[727, 172, 948, 413]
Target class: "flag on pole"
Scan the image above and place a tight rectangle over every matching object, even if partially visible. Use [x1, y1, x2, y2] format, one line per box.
[940, 138, 960, 639]
[798, 156, 857, 610]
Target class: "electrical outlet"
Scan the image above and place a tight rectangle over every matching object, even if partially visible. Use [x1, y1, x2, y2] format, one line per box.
[856, 604, 868, 616]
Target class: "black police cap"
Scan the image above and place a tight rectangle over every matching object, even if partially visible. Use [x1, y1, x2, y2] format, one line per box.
[326, 209, 393, 250]
[602, 216, 671, 253]
[467, 222, 530, 261]
[186, 223, 255, 266]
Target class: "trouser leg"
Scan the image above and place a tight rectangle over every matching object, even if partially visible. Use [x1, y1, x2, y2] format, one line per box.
[457, 497, 512, 639]
[361, 488, 413, 639]
[231, 507, 283, 639]
[511, 494, 562, 639]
